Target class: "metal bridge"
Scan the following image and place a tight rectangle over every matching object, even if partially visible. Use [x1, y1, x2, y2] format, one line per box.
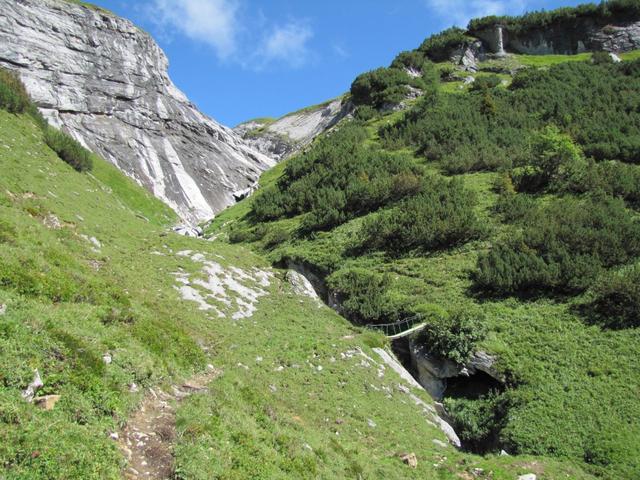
[365, 315, 427, 339]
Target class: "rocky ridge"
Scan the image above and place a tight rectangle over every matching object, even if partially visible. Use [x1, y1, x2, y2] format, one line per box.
[0, 0, 275, 224]
[235, 98, 352, 161]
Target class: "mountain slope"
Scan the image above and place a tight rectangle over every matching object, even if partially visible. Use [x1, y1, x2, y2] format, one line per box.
[235, 97, 353, 161]
[0, 72, 596, 479]
[206, 3, 640, 479]
[0, 0, 274, 224]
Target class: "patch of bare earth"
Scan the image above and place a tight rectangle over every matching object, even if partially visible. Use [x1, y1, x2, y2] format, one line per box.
[118, 366, 222, 479]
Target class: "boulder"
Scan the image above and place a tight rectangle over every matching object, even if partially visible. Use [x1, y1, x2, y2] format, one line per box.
[21, 369, 43, 402]
[34, 395, 61, 411]
[400, 453, 418, 468]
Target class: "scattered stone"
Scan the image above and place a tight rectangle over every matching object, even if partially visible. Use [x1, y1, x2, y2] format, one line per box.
[42, 214, 62, 229]
[0, 304, 6, 315]
[255, 356, 263, 363]
[400, 452, 418, 468]
[367, 419, 377, 428]
[129, 383, 139, 393]
[172, 225, 203, 238]
[500, 449, 510, 456]
[274, 366, 285, 372]
[102, 352, 112, 365]
[34, 395, 61, 411]
[518, 475, 537, 480]
[335, 418, 344, 425]
[610, 52, 622, 63]
[432, 439, 448, 448]
[109, 432, 119, 441]
[21, 369, 43, 402]
[268, 384, 277, 393]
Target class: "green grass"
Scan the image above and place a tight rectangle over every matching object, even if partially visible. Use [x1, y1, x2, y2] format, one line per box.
[62, 0, 113, 13]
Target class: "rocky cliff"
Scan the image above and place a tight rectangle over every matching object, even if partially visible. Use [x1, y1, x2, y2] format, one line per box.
[0, 0, 275, 224]
[473, 19, 640, 56]
[235, 98, 352, 161]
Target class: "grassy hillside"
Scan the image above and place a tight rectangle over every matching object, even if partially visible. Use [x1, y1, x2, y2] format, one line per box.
[207, 40, 640, 480]
[0, 71, 596, 478]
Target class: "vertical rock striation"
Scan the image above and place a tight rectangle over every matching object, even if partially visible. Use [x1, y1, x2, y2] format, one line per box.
[0, 0, 275, 223]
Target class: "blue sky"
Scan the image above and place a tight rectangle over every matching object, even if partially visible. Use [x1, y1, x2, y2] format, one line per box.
[89, 0, 584, 127]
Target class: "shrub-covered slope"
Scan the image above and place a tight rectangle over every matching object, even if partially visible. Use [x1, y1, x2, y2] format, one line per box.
[208, 27, 640, 480]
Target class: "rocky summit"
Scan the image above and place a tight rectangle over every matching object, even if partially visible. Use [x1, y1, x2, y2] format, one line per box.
[0, 0, 274, 224]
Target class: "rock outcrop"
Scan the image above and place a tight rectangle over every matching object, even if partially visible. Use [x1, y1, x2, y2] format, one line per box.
[474, 20, 640, 56]
[409, 339, 505, 400]
[0, 0, 275, 223]
[235, 98, 352, 161]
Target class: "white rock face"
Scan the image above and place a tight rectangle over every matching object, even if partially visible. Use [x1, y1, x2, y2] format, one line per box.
[0, 0, 275, 223]
[235, 98, 352, 161]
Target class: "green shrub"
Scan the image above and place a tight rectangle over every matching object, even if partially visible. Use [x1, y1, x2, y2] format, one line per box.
[353, 105, 378, 121]
[588, 264, 640, 329]
[358, 176, 482, 254]
[415, 308, 487, 363]
[252, 123, 422, 232]
[327, 268, 410, 325]
[468, 1, 640, 34]
[418, 27, 471, 62]
[493, 192, 536, 223]
[43, 127, 93, 172]
[470, 75, 502, 91]
[444, 392, 507, 451]
[350, 67, 411, 108]
[0, 69, 31, 114]
[476, 196, 640, 294]
[592, 50, 614, 65]
[514, 125, 588, 192]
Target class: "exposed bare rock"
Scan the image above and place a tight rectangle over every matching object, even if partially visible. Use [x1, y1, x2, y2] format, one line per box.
[0, 0, 275, 223]
[409, 339, 505, 400]
[235, 98, 353, 160]
[21, 369, 44, 402]
[34, 394, 61, 411]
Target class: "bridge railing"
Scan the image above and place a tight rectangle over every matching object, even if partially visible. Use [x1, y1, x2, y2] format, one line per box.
[365, 314, 424, 337]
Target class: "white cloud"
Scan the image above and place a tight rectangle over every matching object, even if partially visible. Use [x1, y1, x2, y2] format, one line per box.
[257, 22, 314, 69]
[424, 0, 527, 28]
[153, 0, 239, 59]
[150, 0, 314, 69]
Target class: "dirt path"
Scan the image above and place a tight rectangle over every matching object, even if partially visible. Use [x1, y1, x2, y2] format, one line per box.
[118, 365, 222, 479]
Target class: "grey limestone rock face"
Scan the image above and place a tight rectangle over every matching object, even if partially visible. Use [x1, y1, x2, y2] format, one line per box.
[475, 20, 640, 56]
[0, 0, 275, 223]
[409, 338, 505, 400]
[235, 98, 352, 161]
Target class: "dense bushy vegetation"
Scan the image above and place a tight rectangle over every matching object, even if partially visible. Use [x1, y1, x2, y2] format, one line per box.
[357, 176, 482, 254]
[383, 60, 640, 174]
[476, 195, 640, 294]
[418, 27, 472, 61]
[252, 123, 422, 231]
[0, 67, 92, 172]
[43, 127, 93, 172]
[468, 0, 640, 34]
[327, 268, 410, 325]
[416, 308, 487, 363]
[350, 54, 438, 109]
[588, 263, 640, 329]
